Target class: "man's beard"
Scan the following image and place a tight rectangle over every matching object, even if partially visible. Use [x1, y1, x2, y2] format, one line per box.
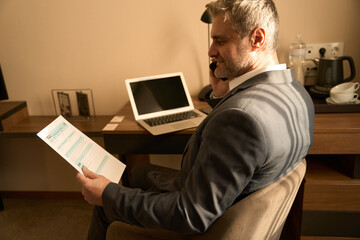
[215, 46, 252, 79]
[215, 57, 249, 79]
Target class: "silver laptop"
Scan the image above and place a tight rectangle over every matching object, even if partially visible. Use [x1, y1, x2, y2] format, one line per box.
[125, 72, 207, 135]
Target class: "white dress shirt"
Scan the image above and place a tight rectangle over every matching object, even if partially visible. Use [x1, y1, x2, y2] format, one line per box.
[212, 64, 287, 99]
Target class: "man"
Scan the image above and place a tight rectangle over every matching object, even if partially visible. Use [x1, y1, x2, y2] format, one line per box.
[76, 0, 314, 239]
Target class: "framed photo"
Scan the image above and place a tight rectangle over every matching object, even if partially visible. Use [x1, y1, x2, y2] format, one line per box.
[76, 91, 90, 117]
[52, 89, 95, 121]
[57, 92, 72, 118]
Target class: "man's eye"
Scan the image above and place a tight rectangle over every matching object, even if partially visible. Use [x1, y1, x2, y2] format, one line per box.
[216, 40, 225, 46]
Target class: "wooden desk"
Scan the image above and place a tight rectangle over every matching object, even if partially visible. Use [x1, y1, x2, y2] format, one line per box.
[310, 113, 360, 155]
[1, 115, 113, 138]
[103, 99, 360, 156]
[103, 99, 360, 239]
[0, 101, 114, 138]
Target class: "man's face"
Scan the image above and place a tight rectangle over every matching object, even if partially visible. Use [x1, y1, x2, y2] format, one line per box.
[208, 14, 252, 79]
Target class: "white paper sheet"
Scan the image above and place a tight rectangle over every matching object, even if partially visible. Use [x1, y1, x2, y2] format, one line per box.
[102, 123, 118, 131]
[37, 115, 126, 183]
[110, 116, 124, 123]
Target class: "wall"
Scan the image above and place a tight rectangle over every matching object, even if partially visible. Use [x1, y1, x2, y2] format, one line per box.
[1, 0, 360, 191]
[1, 0, 359, 116]
[0, 0, 210, 115]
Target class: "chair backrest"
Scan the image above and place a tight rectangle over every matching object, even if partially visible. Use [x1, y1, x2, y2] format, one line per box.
[193, 159, 306, 240]
[106, 160, 306, 240]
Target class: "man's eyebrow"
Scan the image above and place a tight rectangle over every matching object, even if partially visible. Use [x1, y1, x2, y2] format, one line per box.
[211, 35, 226, 40]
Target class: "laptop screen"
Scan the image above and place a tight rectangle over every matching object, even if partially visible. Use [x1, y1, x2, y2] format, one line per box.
[129, 75, 190, 115]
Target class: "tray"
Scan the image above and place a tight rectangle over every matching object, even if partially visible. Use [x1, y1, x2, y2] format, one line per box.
[311, 96, 360, 113]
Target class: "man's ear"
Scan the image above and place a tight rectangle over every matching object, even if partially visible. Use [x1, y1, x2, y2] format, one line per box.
[251, 27, 266, 51]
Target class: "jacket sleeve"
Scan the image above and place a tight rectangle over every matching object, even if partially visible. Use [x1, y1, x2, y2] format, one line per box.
[101, 108, 267, 234]
[204, 91, 223, 108]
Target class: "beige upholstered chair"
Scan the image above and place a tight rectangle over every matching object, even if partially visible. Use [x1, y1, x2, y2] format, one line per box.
[106, 159, 306, 240]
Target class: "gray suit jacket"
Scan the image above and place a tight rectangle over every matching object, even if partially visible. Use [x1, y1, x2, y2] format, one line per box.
[102, 69, 315, 234]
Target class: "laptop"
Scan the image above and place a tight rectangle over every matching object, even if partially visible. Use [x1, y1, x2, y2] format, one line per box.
[125, 72, 207, 135]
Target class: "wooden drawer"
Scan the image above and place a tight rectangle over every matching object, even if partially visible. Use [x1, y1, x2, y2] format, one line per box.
[304, 157, 360, 211]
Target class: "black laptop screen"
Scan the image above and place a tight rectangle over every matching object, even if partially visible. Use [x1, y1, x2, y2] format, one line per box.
[130, 76, 189, 115]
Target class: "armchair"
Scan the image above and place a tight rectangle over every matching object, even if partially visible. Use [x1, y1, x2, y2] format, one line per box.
[106, 159, 306, 240]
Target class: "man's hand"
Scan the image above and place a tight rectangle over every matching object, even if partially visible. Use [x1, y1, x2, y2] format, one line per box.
[209, 69, 230, 98]
[76, 167, 111, 206]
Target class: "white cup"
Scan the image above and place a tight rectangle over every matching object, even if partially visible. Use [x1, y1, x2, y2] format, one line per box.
[330, 92, 358, 103]
[330, 82, 359, 94]
[330, 82, 359, 103]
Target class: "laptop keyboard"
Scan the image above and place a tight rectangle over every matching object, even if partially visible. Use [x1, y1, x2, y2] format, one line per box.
[144, 111, 200, 127]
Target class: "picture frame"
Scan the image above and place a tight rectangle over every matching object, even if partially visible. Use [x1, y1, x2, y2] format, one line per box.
[57, 92, 72, 118]
[52, 89, 96, 121]
[76, 91, 90, 117]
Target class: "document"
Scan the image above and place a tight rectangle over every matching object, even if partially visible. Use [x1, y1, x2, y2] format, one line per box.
[37, 115, 126, 183]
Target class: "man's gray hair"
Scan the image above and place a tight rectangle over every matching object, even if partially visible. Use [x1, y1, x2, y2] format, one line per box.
[206, 0, 279, 52]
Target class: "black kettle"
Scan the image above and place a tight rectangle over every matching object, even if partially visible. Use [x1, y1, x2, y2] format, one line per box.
[313, 56, 356, 93]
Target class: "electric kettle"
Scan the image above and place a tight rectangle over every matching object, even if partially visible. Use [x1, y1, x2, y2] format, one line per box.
[312, 56, 356, 94]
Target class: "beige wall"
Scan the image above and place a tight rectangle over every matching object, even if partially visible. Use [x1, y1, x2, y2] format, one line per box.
[276, 0, 360, 64]
[1, 0, 360, 191]
[1, 0, 359, 116]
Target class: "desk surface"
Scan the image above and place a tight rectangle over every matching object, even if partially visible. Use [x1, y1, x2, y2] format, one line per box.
[0, 115, 113, 137]
[2, 99, 360, 154]
[102, 98, 360, 155]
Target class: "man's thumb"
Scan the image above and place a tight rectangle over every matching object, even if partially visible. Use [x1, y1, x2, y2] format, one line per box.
[82, 166, 98, 179]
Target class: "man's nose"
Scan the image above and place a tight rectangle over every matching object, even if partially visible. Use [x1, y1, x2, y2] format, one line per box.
[208, 42, 218, 58]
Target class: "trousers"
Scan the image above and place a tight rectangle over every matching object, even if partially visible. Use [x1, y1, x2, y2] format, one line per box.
[87, 163, 179, 240]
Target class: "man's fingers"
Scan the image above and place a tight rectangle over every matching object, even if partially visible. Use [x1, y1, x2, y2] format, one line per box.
[76, 172, 87, 184]
[82, 166, 98, 179]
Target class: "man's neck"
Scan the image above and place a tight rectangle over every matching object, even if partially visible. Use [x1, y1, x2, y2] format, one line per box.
[249, 52, 280, 72]
[228, 59, 286, 91]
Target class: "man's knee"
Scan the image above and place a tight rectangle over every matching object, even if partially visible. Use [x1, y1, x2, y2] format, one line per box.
[129, 162, 152, 190]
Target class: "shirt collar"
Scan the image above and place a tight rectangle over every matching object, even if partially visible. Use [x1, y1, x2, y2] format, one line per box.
[229, 64, 287, 91]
